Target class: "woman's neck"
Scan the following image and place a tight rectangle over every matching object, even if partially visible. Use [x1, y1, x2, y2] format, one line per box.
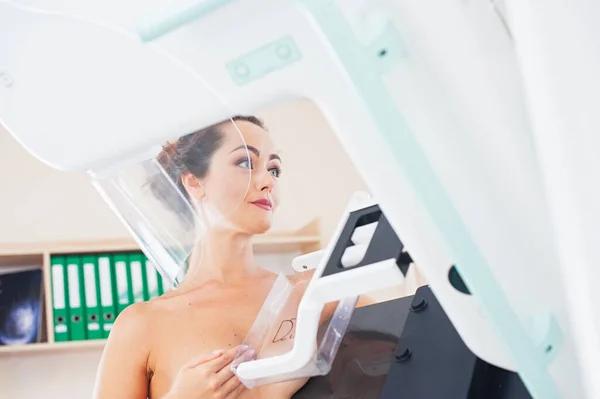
[179, 228, 261, 288]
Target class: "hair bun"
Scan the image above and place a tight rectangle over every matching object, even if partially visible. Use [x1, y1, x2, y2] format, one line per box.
[157, 141, 178, 169]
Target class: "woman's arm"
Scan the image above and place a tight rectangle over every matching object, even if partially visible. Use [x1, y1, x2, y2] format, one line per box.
[92, 303, 152, 399]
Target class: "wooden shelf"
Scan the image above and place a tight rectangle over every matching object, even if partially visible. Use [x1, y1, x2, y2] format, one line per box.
[0, 239, 138, 256]
[0, 339, 106, 355]
[0, 253, 43, 269]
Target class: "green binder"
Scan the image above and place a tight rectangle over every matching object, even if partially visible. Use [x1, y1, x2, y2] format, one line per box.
[144, 256, 159, 300]
[112, 253, 132, 315]
[66, 255, 86, 341]
[97, 254, 116, 338]
[128, 252, 146, 303]
[82, 255, 102, 340]
[50, 255, 69, 342]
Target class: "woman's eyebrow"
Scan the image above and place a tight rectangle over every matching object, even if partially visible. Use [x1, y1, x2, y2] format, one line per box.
[230, 145, 282, 162]
[230, 145, 260, 157]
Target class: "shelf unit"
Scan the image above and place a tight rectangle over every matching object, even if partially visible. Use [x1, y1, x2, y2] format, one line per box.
[0, 220, 321, 355]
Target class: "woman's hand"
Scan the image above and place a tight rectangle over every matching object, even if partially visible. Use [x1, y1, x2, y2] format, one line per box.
[165, 346, 249, 399]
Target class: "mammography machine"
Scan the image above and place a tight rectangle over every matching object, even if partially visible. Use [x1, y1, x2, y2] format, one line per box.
[1, 0, 600, 398]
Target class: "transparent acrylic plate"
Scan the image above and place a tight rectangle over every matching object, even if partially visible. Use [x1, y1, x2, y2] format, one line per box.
[231, 270, 359, 388]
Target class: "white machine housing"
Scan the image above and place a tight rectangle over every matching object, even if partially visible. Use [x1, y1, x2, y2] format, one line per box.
[1, 0, 599, 398]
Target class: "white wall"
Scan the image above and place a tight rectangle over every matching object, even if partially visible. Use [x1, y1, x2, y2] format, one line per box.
[0, 349, 103, 399]
[0, 99, 423, 398]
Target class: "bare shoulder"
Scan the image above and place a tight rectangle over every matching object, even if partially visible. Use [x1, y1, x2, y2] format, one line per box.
[94, 300, 168, 398]
[111, 293, 182, 334]
[114, 301, 150, 328]
[107, 301, 154, 351]
[102, 297, 183, 368]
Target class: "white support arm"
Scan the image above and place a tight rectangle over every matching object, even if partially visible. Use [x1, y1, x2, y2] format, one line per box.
[235, 192, 407, 383]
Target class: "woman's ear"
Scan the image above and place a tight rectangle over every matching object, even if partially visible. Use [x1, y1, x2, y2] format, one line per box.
[181, 172, 205, 201]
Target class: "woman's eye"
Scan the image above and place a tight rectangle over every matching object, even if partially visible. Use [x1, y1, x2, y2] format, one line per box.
[269, 168, 282, 178]
[238, 159, 252, 169]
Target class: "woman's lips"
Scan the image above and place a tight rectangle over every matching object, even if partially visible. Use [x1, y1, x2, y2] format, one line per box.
[251, 199, 272, 210]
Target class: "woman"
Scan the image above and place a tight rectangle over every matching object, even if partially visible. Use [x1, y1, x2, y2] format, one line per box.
[92, 116, 372, 399]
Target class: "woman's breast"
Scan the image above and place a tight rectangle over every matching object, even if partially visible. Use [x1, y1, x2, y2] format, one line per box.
[148, 312, 249, 394]
[147, 294, 303, 398]
[148, 278, 311, 399]
[150, 324, 305, 399]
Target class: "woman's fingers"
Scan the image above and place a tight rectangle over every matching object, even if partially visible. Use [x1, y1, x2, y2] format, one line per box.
[184, 344, 253, 397]
[185, 345, 243, 370]
[212, 360, 236, 386]
[234, 347, 256, 364]
[213, 345, 256, 389]
[206, 345, 245, 373]
[184, 350, 224, 369]
[220, 372, 243, 395]
[224, 377, 248, 399]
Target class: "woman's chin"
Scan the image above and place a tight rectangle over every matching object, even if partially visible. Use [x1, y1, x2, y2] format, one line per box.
[246, 218, 274, 235]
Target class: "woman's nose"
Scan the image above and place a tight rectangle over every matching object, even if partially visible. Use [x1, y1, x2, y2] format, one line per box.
[254, 167, 275, 191]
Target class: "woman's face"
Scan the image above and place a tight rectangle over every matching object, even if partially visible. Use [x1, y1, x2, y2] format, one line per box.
[199, 120, 282, 234]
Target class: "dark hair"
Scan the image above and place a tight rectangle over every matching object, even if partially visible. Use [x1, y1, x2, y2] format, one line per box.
[149, 115, 266, 228]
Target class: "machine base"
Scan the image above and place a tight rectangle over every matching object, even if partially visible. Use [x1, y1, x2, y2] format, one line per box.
[379, 286, 532, 399]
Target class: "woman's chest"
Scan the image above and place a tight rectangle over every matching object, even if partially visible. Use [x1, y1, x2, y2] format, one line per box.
[149, 285, 308, 398]
[157, 299, 261, 368]
[148, 300, 260, 397]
